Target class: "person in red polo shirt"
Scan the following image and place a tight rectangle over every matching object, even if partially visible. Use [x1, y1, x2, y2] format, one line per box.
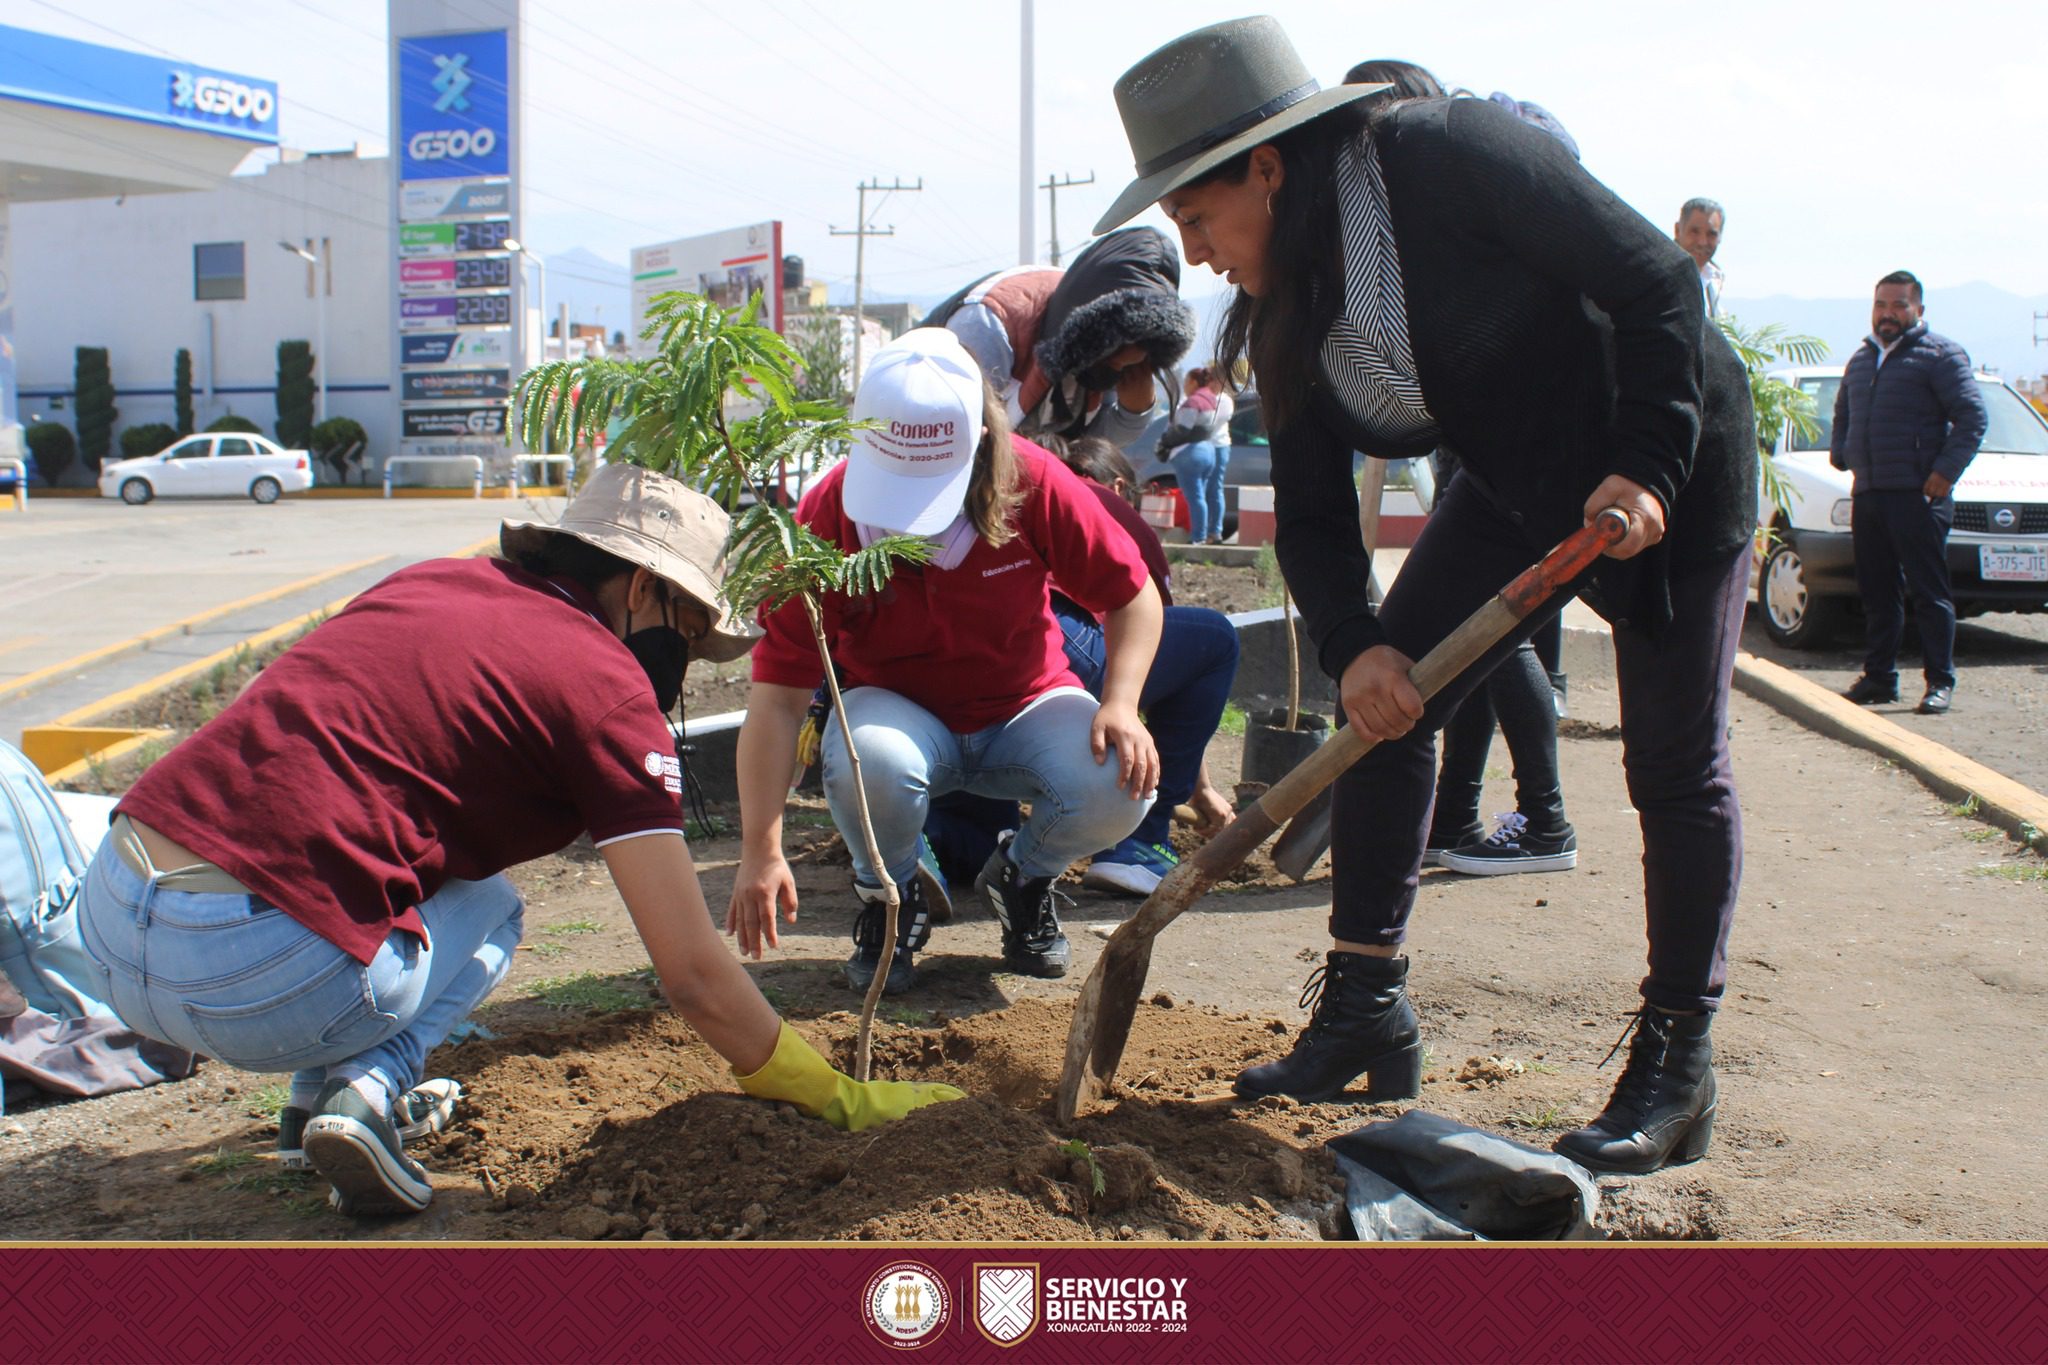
[76, 467, 961, 1217]
[729, 329, 1163, 994]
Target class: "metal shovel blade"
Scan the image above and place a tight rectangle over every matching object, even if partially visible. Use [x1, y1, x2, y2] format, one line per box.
[1055, 510, 1627, 1125]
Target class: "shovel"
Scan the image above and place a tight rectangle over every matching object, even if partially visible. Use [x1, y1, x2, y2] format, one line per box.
[1055, 509, 1628, 1125]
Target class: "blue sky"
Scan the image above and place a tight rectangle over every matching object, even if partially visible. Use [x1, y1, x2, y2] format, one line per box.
[10, 0, 2047, 371]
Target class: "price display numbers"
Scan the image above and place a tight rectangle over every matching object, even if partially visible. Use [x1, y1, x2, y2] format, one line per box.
[454, 294, 513, 326]
[454, 257, 514, 291]
[452, 218, 514, 253]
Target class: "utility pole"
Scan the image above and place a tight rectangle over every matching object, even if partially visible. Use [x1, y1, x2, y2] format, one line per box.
[2034, 311, 2048, 347]
[1019, 0, 1035, 264]
[831, 177, 922, 385]
[1041, 171, 1095, 266]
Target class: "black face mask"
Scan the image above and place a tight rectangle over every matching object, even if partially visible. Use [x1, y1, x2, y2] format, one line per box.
[623, 596, 689, 714]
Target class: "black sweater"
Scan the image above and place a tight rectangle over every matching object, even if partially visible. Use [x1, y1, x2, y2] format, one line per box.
[1272, 97, 1757, 680]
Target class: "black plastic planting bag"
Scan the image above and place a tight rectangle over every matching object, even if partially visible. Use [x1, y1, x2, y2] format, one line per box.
[1327, 1110, 1599, 1241]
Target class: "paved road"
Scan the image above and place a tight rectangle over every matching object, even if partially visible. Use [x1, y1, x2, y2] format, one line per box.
[1740, 605, 2048, 795]
[0, 495, 562, 689]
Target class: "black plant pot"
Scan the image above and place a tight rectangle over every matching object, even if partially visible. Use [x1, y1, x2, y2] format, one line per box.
[1241, 708, 1330, 788]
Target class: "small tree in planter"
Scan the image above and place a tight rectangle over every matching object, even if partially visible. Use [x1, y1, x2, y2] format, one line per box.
[276, 340, 316, 449]
[513, 291, 930, 1078]
[74, 347, 117, 476]
[311, 416, 369, 485]
[174, 348, 196, 435]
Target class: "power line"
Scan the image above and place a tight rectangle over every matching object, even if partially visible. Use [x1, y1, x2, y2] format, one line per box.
[1041, 171, 1095, 266]
[830, 177, 922, 381]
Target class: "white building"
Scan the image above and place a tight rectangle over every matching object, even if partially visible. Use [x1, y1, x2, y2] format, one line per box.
[11, 150, 396, 483]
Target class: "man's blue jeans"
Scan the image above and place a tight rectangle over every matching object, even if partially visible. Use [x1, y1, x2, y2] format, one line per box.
[77, 837, 523, 1102]
[822, 686, 1152, 890]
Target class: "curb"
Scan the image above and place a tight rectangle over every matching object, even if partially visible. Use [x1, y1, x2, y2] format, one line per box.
[1732, 651, 2048, 849]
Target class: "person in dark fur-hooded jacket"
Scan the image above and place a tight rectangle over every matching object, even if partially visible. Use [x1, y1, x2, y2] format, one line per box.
[926, 226, 1197, 446]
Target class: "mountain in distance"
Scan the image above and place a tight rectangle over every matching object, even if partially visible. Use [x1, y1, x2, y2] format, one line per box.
[1721, 280, 2047, 381]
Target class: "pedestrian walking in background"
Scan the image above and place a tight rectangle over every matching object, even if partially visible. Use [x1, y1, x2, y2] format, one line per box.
[1831, 270, 1988, 715]
[1157, 366, 1234, 544]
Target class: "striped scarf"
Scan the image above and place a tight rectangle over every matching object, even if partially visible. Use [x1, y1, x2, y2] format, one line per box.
[1320, 132, 1440, 448]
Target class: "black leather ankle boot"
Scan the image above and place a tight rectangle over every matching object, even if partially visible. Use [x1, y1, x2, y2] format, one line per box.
[1234, 952, 1422, 1103]
[1553, 1007, 1716, 1175]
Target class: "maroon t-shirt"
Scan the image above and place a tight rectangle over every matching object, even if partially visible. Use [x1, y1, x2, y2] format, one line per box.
[119, 558, 687, 964]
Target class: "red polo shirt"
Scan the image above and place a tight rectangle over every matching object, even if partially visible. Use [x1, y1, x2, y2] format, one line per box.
[751, 438, 1150, 732]
[119, 557, 687, 964]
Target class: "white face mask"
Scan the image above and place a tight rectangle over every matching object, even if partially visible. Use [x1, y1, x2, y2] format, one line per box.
[853, 512, 979, 571]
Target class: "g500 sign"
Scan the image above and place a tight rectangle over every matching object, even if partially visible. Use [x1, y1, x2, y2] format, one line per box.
[398, 30, 509, 180]
[171, 71, 276, 125]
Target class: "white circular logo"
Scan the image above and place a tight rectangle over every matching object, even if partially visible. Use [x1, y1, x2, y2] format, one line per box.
[1993, 507, 2017, 529]
[643, 750, 665, 777]
[862, 1261, 949, 1349]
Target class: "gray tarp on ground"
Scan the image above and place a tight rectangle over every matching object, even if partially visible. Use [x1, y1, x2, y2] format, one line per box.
[0, 999, 200, 1113]
[1328, 1110, 1600, 1241]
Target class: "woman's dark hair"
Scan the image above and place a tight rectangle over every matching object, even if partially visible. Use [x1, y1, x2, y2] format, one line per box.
[1342, 59, 1446, 101]
[508, 533, 637, 591]
[1197, 99, 1375, 434]
[1184, 365, 1219, 390]
[1061, 436, 1141, 507]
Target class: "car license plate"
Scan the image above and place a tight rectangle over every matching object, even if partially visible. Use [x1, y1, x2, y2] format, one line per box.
[1979, 544, 2048, 582]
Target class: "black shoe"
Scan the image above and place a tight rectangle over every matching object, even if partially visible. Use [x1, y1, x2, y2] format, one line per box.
[1917, 685, 1953, 715]
[1423, 822, 1483, 869]
[1234, 953, 1422, 1103]
[975, 842, 1071, 978]
[1553, 1007, 1716, 1175]
[1437, 814, 1578, 876]
[302, 1079, 434, 1215]
[276, 1106, 311, 1172]
[844, 876, 933, 995]
[1843, 674, 1899, 705]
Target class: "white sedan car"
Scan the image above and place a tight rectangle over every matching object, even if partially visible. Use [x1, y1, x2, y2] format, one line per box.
[1756, 366, 2048, 647]
[99, 432, 315, 505]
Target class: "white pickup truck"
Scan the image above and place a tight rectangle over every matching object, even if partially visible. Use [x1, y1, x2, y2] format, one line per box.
[99, 432, 315, 505]
[1755, 366, 2048, 647]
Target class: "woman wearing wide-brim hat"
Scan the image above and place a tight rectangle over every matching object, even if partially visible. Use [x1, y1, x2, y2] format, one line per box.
[1099, 17, 1758, 1175]
[78, 465, 961, 1217]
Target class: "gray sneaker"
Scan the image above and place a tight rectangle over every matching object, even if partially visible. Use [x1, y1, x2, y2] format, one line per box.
[279, 1078, 460, 1173]
[302, 1079, 433, 1215]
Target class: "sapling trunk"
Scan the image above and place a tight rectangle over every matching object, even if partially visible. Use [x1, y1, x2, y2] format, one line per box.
[1282, 583, 1300, 733]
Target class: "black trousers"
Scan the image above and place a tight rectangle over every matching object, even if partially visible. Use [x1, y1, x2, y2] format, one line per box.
[1327, 474, 1748, 1012]
[1852, 488, 1956, 689]
[1430, 637, 1568, 844]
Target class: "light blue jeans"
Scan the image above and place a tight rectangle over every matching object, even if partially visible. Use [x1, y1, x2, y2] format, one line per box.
[821, 686, 1152, 891]
[76, 838, 523, 1103]
[1168, 441, 1220, 543]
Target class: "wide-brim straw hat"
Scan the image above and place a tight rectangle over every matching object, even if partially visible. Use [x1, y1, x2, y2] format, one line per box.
[500, 463, 760, 663]
[1095, 16, 1387, 235]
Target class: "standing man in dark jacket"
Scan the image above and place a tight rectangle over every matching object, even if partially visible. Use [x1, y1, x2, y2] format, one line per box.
[1830, 271, 1988, 714]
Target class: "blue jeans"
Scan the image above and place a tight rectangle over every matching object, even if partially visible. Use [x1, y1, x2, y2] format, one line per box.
[1169, 441, 1220, 543]
[77, 839, 523, 1101]
[927, 604, 1240, 878]
[822, 686, 1151, 889]
[1208, 443, 1231, 542]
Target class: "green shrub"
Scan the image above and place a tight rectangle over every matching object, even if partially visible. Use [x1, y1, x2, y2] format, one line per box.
[120, 423, 178, 458]
[25, 423, 76, 486]
[310, 415, 368, 483]
[275, 339, 315, 449]
[174, 349, 195, 435]
[73, 347, 117, 473]
[205, 413, 263, 435]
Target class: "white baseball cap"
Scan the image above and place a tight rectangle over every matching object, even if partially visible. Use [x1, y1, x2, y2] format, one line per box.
[843, 328, 987, 536]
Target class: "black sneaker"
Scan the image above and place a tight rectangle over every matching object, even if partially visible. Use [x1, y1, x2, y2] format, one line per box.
[1423, 822, 1483, 869]
[975, 841, 1072, 978]
[302, 1079, 434, 1215]
[1843, 673, 1899, 705]
[844, 877, 932, 995]
[1437, 813, 1578, 876]
[276, 1106, 312, 1172]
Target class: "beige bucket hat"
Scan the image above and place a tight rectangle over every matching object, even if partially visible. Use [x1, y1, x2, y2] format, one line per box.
[1095, 16, 1387, 234]
[500, 463, 760, 662]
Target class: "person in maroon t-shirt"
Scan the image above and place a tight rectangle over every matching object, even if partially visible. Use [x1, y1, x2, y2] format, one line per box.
[729, 329, 1164, 995]
[76, 467, 961, 1217]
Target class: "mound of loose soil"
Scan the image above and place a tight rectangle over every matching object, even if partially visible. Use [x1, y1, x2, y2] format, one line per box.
[418, 998, 1349, 1242]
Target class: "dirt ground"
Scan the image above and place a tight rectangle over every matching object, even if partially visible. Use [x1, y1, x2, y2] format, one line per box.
[11, 604, 2048, 1242]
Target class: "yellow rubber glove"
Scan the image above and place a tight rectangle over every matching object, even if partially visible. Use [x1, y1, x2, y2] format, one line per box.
[734, 1022, 965, 1132]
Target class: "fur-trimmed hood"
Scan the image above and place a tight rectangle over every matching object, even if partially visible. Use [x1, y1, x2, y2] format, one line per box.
[1033, 227, 1196, 384]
